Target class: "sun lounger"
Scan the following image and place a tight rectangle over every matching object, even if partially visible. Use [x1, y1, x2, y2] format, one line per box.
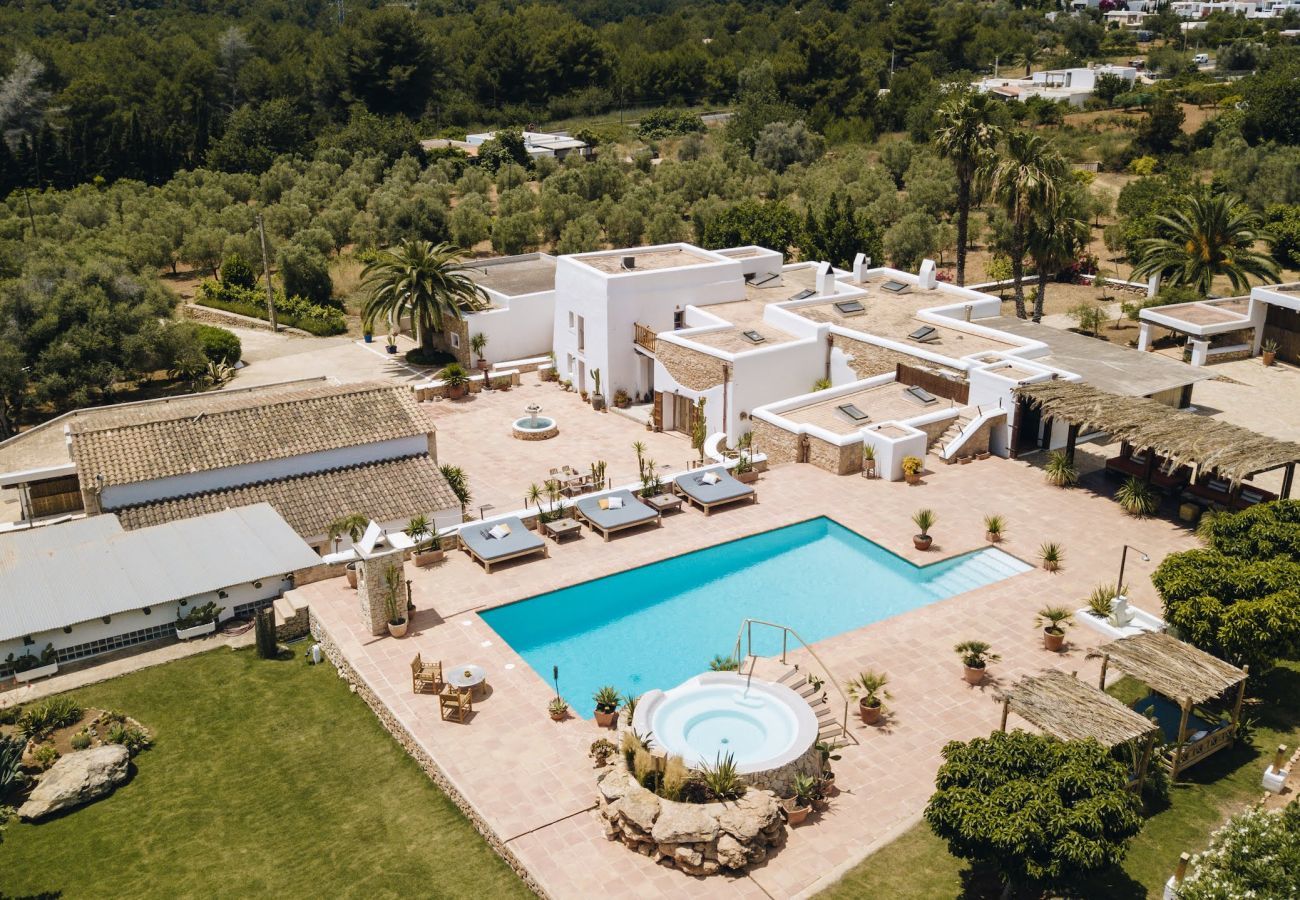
[573, 489, 661, 541]
[459, 516, 548, 573]
[673, 467, 757, 515]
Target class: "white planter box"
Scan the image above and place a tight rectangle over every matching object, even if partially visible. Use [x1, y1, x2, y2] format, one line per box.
[175, 620, 218, 640]
[1074, 597, 1166, 641]
[14, 661, 59, 682]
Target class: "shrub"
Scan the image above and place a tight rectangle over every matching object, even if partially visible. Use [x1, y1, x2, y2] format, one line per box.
[194, 324, 242, 365]
[0, 735, 25, 795]
[220, 253, 257, 289]
[637, 109, 704, 139]
[699, 752, 745, 801]
[1180, 804, 1300, 900]
[1115, 476, 1159, 517]
[195, 281, 346, 336]
[17, 696, 81, 740]
[106, 723, 151, 756]
[925, 731, 1143, 889]
[1043, 451, 1078, 488]
[277, 244, 334, 306]
[405, 347, 455, 367]
[33, 744, 59, 770]
[70, 731, 91, 751]
[176, 601, 223, 629]
[708, 654, 739, 672]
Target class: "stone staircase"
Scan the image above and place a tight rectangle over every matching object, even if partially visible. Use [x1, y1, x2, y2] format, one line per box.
[932, 413, 972, 455]
[740, 656, 847, 745]
[273, 594, 311, 641]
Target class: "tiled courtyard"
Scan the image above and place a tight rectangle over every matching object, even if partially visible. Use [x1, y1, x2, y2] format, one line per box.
[297, 386, 1201, 899]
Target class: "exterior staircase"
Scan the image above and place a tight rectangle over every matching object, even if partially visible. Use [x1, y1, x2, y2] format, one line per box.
[272, 593, 311, 641]
[932, 413, 972, 454]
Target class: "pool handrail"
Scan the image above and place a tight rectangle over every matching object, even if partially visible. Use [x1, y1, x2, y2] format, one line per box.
[732, 618, 854, 746]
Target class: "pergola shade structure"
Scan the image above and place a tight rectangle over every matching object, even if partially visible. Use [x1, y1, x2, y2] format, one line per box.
[1015, 381, 1300, 500]
[997, 669, 1161, 790]
[1090, 632, 1249, 780]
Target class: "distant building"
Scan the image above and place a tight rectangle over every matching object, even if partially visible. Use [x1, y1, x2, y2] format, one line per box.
[974, 65, 1138, 107]
[465, 130, 591, 161]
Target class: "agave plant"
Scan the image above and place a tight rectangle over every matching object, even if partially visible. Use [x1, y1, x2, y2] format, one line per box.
[1043, 451, 1079, 488]
[709, 654, 740, 672]
[700, 752, 745, 801]
[1115, 476, 1159, 517]
[1086, 583, 1125, 619]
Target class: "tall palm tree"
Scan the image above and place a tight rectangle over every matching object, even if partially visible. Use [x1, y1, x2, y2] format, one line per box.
[1027, 187, 1090, 322]
[933, 92, 1001, 287]
[1131, 194, 1279, 296]
[360, 240, 487, 354]
[982, 131, 1068, 319]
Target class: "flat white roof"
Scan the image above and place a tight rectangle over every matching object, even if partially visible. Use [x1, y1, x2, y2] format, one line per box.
[0, 503, 322, 642]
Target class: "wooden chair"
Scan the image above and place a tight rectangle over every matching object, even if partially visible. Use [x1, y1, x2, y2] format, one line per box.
[411, 654, 442, 694]
[439, 686, 472, 723]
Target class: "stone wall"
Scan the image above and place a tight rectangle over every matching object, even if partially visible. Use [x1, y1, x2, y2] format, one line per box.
[183, 303, 312, 337]
[275, 606, 310, 642]
[807, 434, 859, 476]
[356, 550, 405, 637]
[835, 335, 928, 380]
[751, 419, 800, 467]
[918, 413, 958, 449]
[596, 761, 786, 877]
[657, 340, 726, 392]
[308, 612, 547, 898]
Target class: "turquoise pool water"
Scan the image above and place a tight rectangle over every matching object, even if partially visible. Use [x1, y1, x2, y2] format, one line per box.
[480, 517, 1030, 717]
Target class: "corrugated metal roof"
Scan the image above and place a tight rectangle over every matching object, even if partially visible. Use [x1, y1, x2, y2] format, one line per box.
[0, 504, 322, 643]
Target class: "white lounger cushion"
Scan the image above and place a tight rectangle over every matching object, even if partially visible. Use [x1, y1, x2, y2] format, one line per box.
[701, 471, 721, 485]
[606, 495, 624, 509]
[488, 523, 512, 540]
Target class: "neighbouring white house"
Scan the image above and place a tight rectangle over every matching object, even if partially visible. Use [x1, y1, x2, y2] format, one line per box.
[0, 503, 322, 677]
[464, 130, 591, 160]
[0, 379, 462, 548]
[441, 253, 557, 369]
[975, 65, 1138, 107]
[1138, 281, 1300, 366]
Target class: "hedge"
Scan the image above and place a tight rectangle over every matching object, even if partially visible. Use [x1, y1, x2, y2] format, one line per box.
[196, 282, 346, 336]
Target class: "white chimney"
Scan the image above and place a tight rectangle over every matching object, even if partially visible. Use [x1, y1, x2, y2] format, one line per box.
[852, 252, 870, 281]
[816, 261, 835, 296]
[918, 259, 937, 289]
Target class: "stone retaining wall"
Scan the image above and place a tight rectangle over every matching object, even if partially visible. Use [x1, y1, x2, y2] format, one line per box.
[596, 761, 786, 877]
[183, 302, 313, 336]
[308, 610, 547, 898]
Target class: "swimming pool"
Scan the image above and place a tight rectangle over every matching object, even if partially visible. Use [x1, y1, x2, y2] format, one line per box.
[480, 517, 1030, 717]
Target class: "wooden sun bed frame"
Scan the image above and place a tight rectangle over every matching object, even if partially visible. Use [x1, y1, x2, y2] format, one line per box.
[573, 500, 662, 542]
[458, 530, 549, 573]
[672, 477, 758, 516]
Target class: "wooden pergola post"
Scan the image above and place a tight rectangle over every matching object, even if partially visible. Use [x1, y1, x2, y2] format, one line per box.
[1065, 423, 1080, 464]
[1282, 462, 1295, 500]
[1097, 653, 1110, 691]
[1230, 666, 1249, 747]
[999, 698, 1010, 732]
[1136, 732, 1156, 793]
[1171, 696, 1193, 781]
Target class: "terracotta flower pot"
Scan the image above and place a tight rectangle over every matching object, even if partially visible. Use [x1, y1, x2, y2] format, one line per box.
[1043, 560, 1060, 572]
[447, 385, 467, 400]
[1263, 351, 1276, 367]
[904, 472, 920, 485]
[414, 549, 444, 567]
[1043, 628, 1065, 652]
[550, 710, 567, 721]
[786, 804, 811, 826]
[594, 709, 617, 728]
[388, 619, 408, 638]
[986, 531, 1001, 543]
[345, 564, 358, 588]
[913, 534, 933, 551]
[963, 664, 986, 685]
[860, 699, 882, 725]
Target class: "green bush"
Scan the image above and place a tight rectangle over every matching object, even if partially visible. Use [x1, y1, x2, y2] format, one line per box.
[277, 244, 334, 307]
[405, 347, 455, 367]
[196, 281, 346, 336]
[637, 109, 705, 139]
[220, 254, 257, 289]
[1180, 803, 1300, 900]
[194, 324, 242, 365]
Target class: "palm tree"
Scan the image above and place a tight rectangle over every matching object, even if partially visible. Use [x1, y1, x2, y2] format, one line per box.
[934, 92, 1001, 287]
[982, 131, 1068, 319]
[1026, 188, 1090, 322]
[1131, 194, 1279, 296]
[359, 240, 488, 355]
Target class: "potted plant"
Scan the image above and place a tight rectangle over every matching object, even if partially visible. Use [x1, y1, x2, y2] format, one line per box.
[382, 562, 407, 638]
[733, 456, 758, 484]
[175, 601, 224, 640]
[912, 508, 936, 551]
[955, 640, 1000, 685]
[7, 644, 59, 682]
[861, 443, 877, 479]
[846, 671, 890, 725]
[590, 368, 605, 411]
[1037, 606, 1073, 652]
[593, 685, 621, 728]
[815, 740, 842, 797]
[1262, 338, 1278, 366]
[902, 455, 924, 485]
[1039, 541, 1063, 572]
[984, 513, 1005, 543]
[328, 512, 370, 586]
[363, 330, 374, 343]
[385, 333, 399, 354]
[438, 362, 472, 399]
[613, 388, 631, 409]
[470, 332, 489, 370]
[548, 697, 569, 721]
[590, 738, 617, 768]
[405, 515, 443, 566]
[786, 773, 819, 826]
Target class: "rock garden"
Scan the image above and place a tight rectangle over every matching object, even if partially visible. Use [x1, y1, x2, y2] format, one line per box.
[0, 697, 151, 823]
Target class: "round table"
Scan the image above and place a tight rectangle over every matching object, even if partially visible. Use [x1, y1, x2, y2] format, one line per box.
[446, 663, 486, 696]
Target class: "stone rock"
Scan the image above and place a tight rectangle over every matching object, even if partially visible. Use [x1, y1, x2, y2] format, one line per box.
[597, 765, 635, 804]
[18, 745, 130, 821]
[610, 787, 660, 835]
[715, 833, 749, 870]
[673, 844, 703, 868]
[718, 792, 781, 842]
[652, 800, 720, 844]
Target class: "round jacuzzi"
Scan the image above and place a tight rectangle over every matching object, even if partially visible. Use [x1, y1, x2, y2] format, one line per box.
[632, 673, 820, 791]
[511, 414, 558, 441]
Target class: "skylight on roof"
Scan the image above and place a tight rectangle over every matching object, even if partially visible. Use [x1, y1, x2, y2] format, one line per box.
[750, 271, 778, 286]
[789, 288, 816, 301]
[837, 403, 870, 422]
[741, 330, 766, 344]
[908, 326, 938, 343]
[881, 280, 910, 293]
[906, 385, 937, 404]
[834, 299, 865, 315]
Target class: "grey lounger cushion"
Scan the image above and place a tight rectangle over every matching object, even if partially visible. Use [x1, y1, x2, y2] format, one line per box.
[674, 468, 754, 506]
[574, 489, 658, 531]
[461, 516, 544, 561]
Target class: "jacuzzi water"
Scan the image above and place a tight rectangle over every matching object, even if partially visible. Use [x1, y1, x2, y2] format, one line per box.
[513, 416, 556, 430]
[481, 517, 1031, 717]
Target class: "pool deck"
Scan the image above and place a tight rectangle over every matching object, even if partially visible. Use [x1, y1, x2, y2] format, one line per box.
[298, 443, 1198, 900]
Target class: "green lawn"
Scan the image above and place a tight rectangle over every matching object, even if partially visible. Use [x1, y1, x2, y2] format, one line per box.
[819, 660, 1300, 899]
[0, 648, 530, 899]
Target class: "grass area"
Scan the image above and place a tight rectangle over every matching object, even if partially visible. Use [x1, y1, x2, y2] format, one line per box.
[0, 649, 530, 900]
[819, 660, 1300, 899]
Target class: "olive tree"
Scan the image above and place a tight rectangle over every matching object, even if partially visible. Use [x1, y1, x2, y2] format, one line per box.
[925, 730, 1143, 892]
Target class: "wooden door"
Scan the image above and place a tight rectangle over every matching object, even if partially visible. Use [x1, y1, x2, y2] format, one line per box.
[652, 391, 663, 431]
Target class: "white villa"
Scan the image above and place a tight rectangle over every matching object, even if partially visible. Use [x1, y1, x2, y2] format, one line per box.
[1138, 281, 1300, 366]
[974, 65, 1138, 107]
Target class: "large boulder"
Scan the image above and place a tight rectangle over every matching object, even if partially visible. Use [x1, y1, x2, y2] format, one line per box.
[609, 787, 660, 836]
[718, 790, 782, 842]
[18, 745, 130, 821]
[651, 798, 720, 844]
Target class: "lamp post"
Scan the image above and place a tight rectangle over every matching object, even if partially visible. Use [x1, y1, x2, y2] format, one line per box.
[1116, 545, 1149, 597]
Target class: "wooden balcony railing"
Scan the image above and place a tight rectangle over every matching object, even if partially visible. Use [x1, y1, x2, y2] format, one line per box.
[633, 322, 657, 353]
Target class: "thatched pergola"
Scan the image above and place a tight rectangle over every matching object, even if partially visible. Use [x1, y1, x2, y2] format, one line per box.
[997, 669, 1161, 790]
[1091, 632, 1249, 780]
[1015, 381, 1300, 497]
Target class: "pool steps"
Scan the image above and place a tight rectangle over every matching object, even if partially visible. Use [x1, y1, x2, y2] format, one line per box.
[924, 548, 1030, 599]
